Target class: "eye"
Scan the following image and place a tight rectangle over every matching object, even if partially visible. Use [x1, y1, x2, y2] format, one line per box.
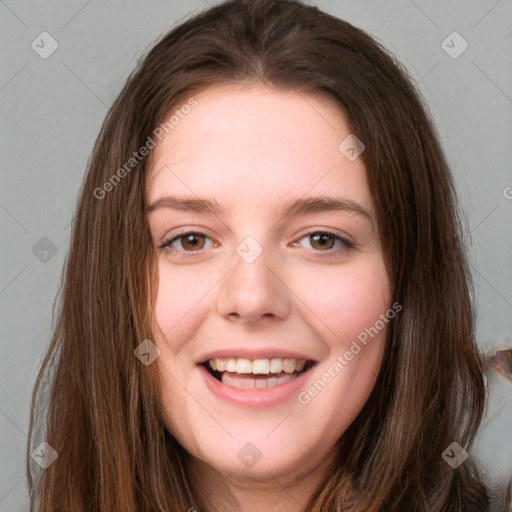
[294, 230, 355, 257]
[158, 229, 355, 260]
[159, 231, 214, 257]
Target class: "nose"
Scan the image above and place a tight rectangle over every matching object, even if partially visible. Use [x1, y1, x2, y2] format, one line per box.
[216, 242, 291, 324]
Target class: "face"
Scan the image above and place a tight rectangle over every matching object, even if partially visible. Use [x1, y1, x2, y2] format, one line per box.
[146, 85, 392, 484]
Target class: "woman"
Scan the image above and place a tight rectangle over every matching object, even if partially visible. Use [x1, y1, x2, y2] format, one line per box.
[26, 0, 491, 510]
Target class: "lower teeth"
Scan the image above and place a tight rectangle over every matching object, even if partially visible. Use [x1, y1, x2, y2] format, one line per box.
[220, 371, 298, 389]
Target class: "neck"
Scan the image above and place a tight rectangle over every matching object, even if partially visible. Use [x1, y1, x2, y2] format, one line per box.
[188, 453, 336, 512]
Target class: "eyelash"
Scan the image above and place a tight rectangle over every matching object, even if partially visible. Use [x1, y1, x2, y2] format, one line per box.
[158, 230, 356, 260]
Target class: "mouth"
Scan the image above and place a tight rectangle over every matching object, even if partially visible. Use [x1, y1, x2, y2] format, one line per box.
[200, 357, 317, 389]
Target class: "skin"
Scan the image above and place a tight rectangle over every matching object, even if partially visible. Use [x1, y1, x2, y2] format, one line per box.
[146, 84, 392, 511]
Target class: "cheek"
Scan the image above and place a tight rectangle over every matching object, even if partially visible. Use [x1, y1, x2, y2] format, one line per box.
[152, 263, 210, 350]
[294, 258, 391, 423]
[294, 256, 392, 343]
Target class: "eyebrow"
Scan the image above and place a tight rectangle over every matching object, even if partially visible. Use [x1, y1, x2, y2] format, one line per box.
[147, 194, 374, 226]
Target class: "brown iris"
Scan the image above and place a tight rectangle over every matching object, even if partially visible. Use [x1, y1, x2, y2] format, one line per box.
[309, 232, 336, 251]
[179, 233, 207, 251]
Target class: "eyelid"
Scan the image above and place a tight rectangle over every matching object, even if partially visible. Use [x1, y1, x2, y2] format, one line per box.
[293, 230, 356, 257]
[158, 229, 217, 252]
[294, 227, 355, 246]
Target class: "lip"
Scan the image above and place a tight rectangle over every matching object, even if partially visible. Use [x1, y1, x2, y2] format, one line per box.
[196, 348, 317, 365]
[198, 363, 316, 408]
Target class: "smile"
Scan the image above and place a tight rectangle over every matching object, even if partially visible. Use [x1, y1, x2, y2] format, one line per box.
[202, 357, 316, 390]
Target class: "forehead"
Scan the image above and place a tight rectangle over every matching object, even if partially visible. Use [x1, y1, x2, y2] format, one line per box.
[146, 84, 371, 213]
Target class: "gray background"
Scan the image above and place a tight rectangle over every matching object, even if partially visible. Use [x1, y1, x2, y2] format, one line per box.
[1, 0, 511, 509]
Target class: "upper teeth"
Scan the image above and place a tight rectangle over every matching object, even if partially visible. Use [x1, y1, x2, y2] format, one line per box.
[209, 358, 306, 375]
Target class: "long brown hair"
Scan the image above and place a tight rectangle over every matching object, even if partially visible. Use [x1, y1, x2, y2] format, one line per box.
[27, 0, 490, 510]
